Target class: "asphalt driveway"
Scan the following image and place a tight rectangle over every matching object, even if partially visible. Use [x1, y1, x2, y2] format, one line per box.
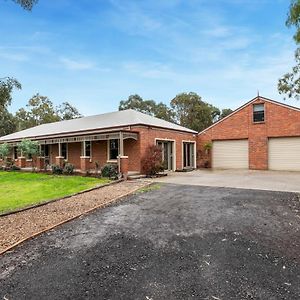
[155, 169, 300, 192]
[1, 184, 300, 299]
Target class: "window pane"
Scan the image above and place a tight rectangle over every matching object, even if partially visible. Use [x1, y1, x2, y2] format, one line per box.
[86, 141, 91, 157]
[44, 145, 49, 157]
[109, 139, 119, 160]
[253, 104, 264, 112]
[253, 104, 265, 122]
[14, 147, 18, 159]
[253, 111, 264, 122]
[41, 145, 49, 157]
[62, 143, 67, 159]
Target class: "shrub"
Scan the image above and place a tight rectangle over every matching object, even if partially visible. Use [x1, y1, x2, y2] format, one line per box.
[0, 143, 11, 167]
[10, 165, 21, 171]
[51, 164, 63, 175]
[63, 163, 75, 175]
[101, 163, 118, 179]
[141, 145, 164, 176]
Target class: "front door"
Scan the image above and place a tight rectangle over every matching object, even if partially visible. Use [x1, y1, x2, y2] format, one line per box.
[183, 142, 195, 168]
[157, 141, 173, 171]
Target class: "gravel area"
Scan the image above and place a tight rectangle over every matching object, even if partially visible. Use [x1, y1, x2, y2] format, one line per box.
[0, 179, 150, 253]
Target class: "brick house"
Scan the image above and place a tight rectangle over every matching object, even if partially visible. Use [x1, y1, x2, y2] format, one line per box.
[197, 96, 300, 171]
[0, 109, 197, 176]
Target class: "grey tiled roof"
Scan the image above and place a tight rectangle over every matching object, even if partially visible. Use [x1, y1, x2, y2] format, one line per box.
[0, 109, 196, 142]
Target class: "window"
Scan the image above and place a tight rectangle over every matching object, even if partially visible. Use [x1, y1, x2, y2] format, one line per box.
[41, 145, 49, 157]
[253, 103, 265, 122]
[82, 141, 91, 157]
[109, 139, 119, 160]
[61, 143, 68, 160]
[13, 147, 18, 160]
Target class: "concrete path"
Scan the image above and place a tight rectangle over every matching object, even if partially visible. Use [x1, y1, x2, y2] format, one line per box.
[154, 169, 300, 192]
[1, 184, 300, 299]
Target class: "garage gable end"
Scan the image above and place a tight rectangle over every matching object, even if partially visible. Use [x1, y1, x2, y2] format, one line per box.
[199, 96, 300, 137]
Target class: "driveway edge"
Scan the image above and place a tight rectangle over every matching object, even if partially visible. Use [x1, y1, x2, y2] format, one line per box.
[0, 181, 153, 256]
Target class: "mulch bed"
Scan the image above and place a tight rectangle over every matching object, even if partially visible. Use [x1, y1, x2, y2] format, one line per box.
[0, 179, 151, 254]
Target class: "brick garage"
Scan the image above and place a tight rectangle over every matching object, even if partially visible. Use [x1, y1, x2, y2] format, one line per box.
[197, 96, 300, 171]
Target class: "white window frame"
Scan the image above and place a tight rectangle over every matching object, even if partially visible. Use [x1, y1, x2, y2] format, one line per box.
[181, 140, 196, 169]
[107, 139, 119, 162]
[81, 141, 92, 157]
[61, 143, 68, 161]
[154, 138, 176, 171]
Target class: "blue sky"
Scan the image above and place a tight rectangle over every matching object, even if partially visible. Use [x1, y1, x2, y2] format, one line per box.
[0, 0, 299, 115]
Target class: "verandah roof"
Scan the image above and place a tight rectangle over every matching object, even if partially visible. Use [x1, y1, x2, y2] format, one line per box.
[0, 109, 196, 143]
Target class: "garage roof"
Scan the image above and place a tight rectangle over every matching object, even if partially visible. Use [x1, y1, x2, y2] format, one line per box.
[0, 109, 197, 142]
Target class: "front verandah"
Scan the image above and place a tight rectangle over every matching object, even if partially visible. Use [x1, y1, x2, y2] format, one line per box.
[7, 131, 139, 178]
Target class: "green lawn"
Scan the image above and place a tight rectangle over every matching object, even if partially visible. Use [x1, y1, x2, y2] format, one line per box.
[0, 171, 110, 214]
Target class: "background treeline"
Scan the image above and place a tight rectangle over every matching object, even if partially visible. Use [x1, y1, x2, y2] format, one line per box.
[0, 78, 82, 137]
[119, 93, 233, 132]
[0, 77, 233, 137]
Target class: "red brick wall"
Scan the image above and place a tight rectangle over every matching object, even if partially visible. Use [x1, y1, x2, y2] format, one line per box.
[68, 142, 81, 169]
[5, 127, 196, 173]
[132, 126, 197, 171]
[124, 138, 140, 171]
[50, 144, 59, 165]
[197, 97, 300, 170]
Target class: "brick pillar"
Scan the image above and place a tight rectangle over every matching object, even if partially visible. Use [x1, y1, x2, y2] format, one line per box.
[118, 155, 129, 180]
[18, 157, 26, 168]
[55, 156, 64, 168]
[0, 159, 3, 167]
[36, 157, 45, 171]
[80, 156, 90, 172]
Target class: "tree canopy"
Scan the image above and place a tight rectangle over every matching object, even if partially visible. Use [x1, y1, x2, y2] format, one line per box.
[0, 77, 82, 137]
[170, 92, 220, 132]
[119, 94, 175, 122]
[11, 0, 38, 10]
[278, 0, 300, 99]
[119, 93, 232, 132]
[0, 77, 21, 109]
[220, 108, 233, 119]
[15, 94, 82, 131]
[0, 78, 21, 136]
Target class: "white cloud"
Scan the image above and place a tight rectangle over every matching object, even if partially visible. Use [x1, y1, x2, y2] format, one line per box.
[60, 57, 95, 71]
[0, 51, 28, 62]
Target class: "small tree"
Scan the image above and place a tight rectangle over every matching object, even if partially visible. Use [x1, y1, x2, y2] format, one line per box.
[141, 145, 164, 176]
[17, 139, 39, 171]
[0, 143, 11, 168]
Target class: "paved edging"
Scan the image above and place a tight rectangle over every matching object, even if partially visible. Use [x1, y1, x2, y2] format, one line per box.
[0, 181, 152, 256]
[0, 179, 123, 217]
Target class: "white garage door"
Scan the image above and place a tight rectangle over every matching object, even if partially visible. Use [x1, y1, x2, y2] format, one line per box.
[212, 140, 249, 169]
[269, 137, 300, 171]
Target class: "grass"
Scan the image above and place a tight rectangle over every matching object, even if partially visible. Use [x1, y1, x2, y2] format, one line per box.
[0, 171, 111, 214]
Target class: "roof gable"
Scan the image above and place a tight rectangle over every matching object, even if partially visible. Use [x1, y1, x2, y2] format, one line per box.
[199, 96, 300, 135]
